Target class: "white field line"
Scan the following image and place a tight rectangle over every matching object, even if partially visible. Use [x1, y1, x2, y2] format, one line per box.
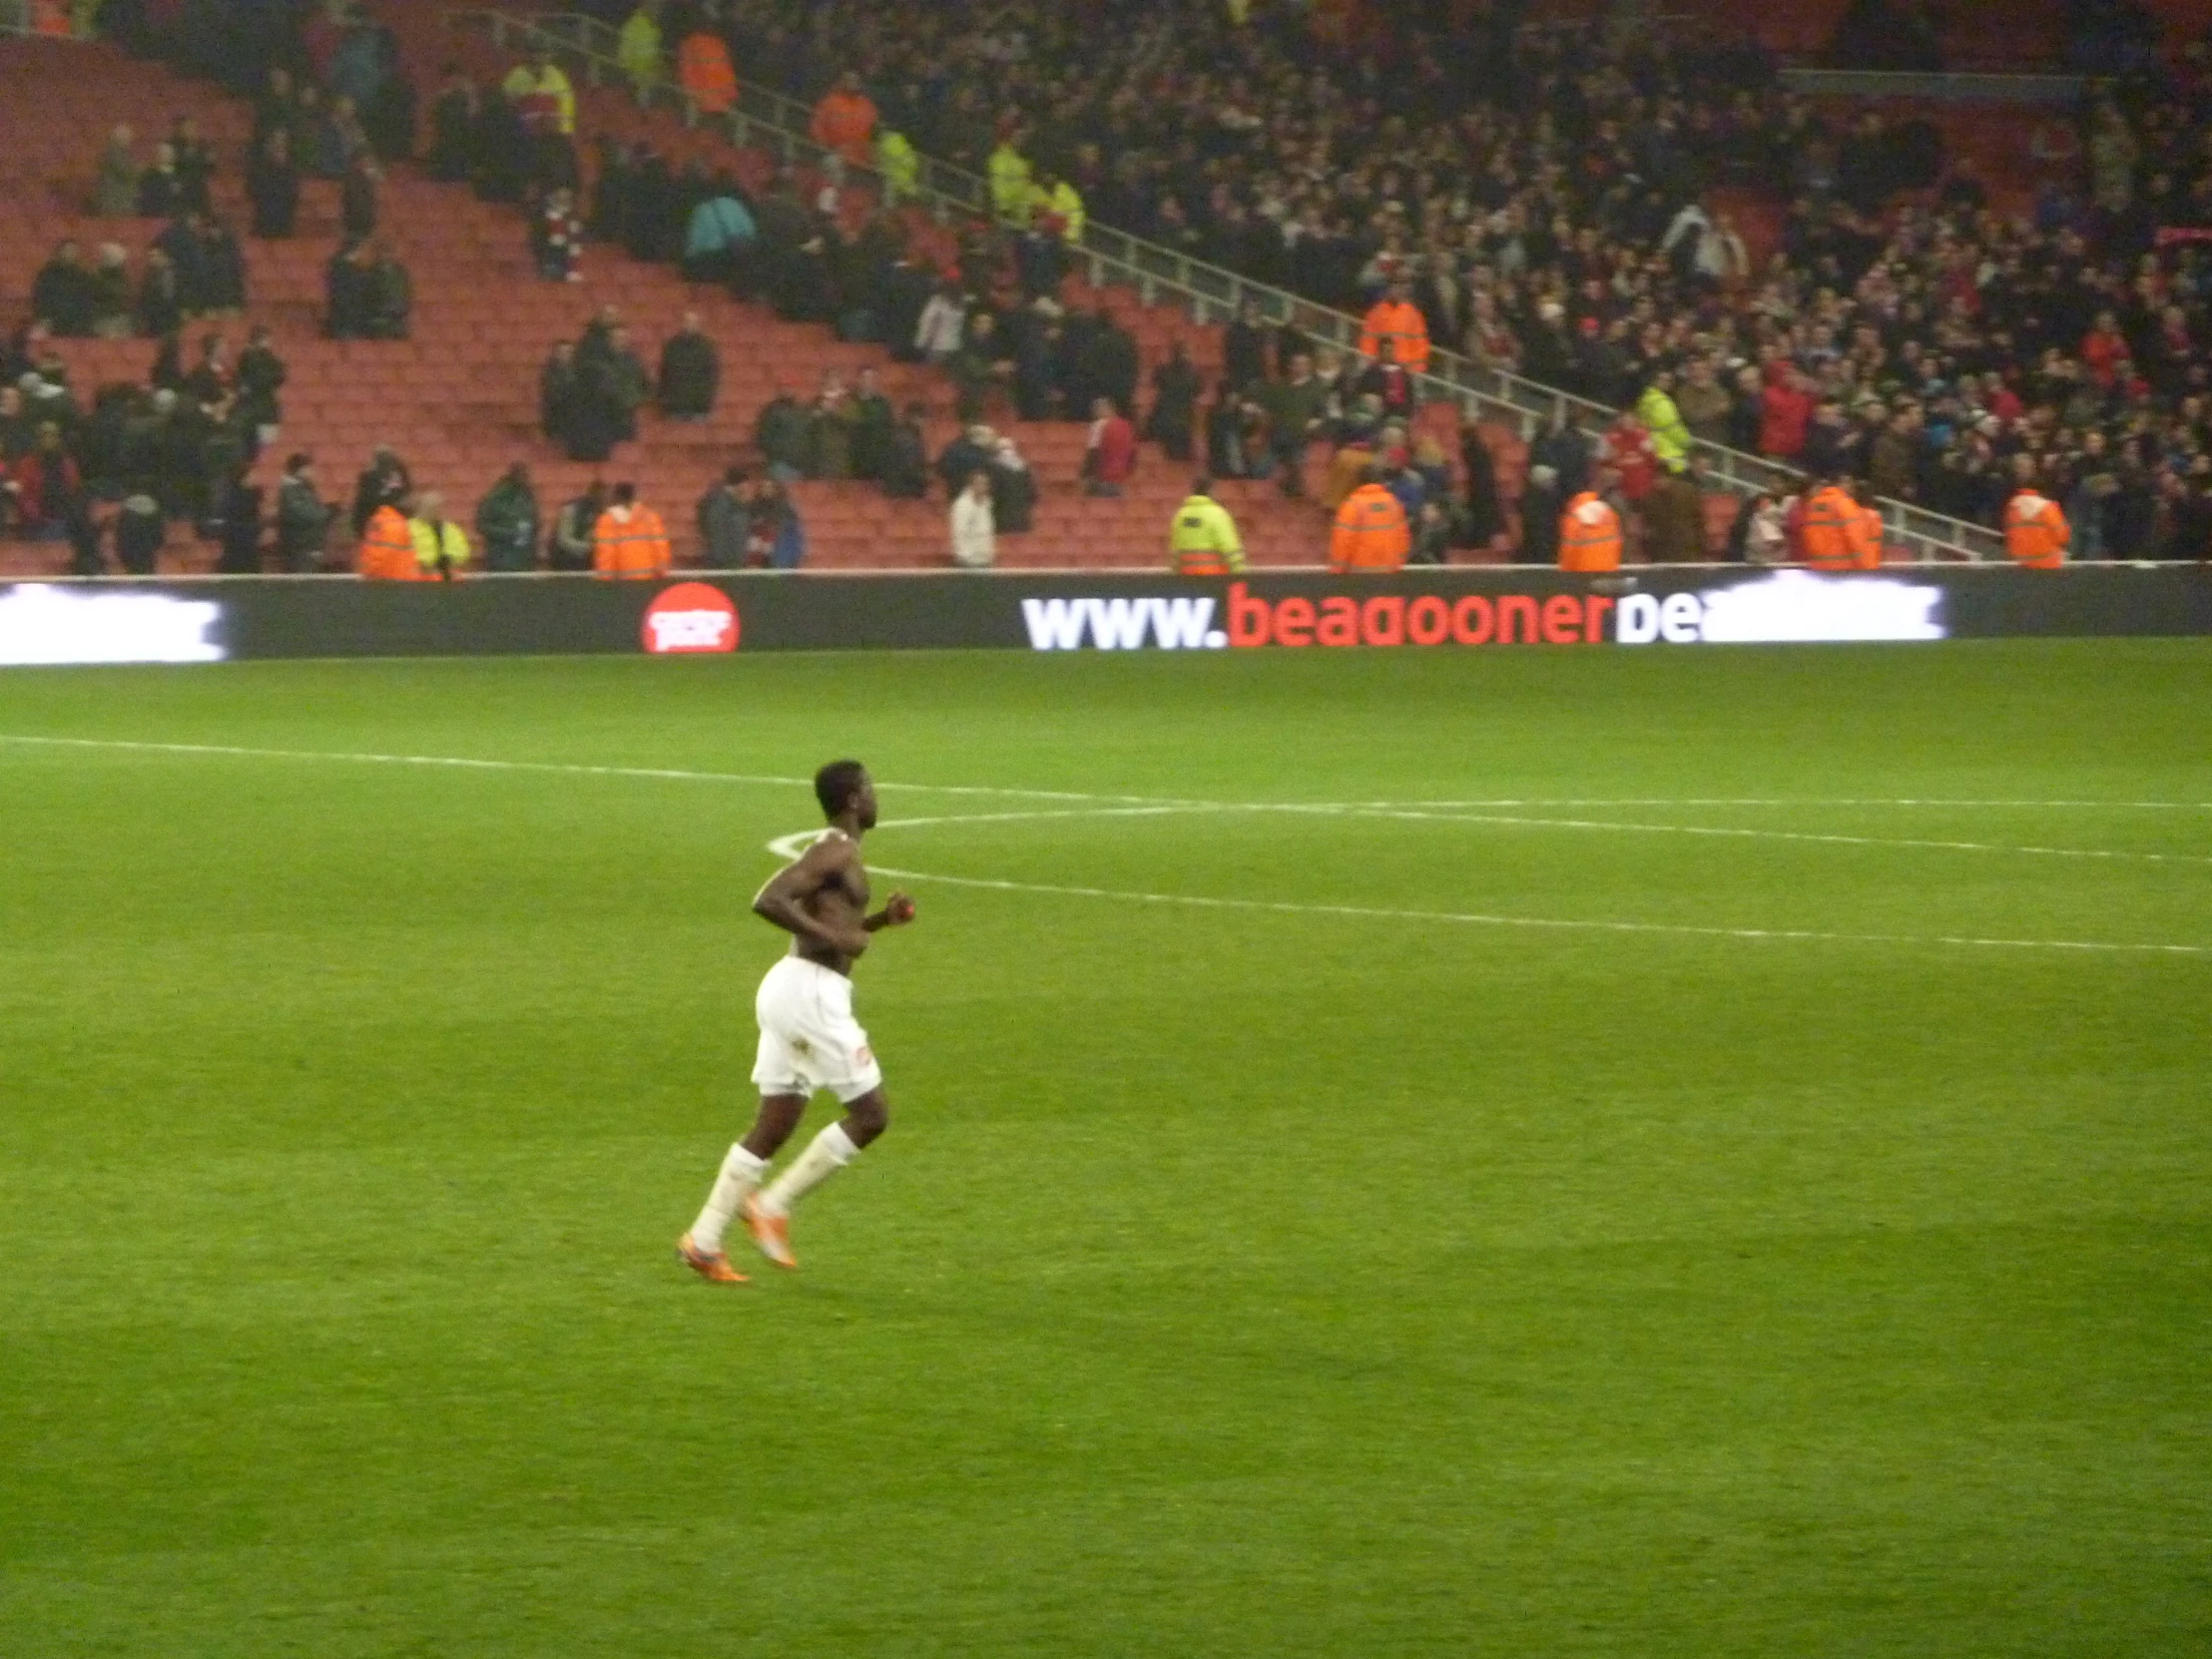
[770, 805, 2212, 957]
[869, 801, 2212, 868]
[0, 735, 1199, 805]
[1363, 797, 2212, 811]
[9, 731, 2207, 867]
[3, 735, 2208, 815]
[1305, 806, 2212, 867]
[858, 858, 2211, 958]
[0, 731, 2197, 953]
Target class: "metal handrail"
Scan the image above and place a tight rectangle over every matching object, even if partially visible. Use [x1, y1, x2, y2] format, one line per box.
[1778, 68, 2086, 104]
[457, 8, 2006, 563]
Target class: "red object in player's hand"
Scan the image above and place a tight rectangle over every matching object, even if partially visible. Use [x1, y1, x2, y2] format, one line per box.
[886, 893, 917, 924]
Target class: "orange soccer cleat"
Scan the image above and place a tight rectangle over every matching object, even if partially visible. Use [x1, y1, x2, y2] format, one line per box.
[742, 1196, 798, 1270]
[676, 1234, 749, 1285]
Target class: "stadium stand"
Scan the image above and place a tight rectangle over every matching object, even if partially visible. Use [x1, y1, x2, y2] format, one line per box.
[5, 0, 2210, 573]
[633, 0, 2201, 558]
[0, 23, 1340, 573]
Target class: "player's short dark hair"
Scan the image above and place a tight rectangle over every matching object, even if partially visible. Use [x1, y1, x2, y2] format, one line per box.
[815, 759, 866, 819]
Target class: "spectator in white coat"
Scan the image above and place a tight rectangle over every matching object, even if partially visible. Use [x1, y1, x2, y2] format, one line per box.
[950, 469, 995, 568]
[914, 282, 967, 364]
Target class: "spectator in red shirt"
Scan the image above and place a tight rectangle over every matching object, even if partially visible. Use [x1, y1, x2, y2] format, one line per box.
[1758, 362, 1815, 461]
[2081, 310, 2132, 390]
[1083, 396, 1136, 497]
[1603, 411, 1657, 504]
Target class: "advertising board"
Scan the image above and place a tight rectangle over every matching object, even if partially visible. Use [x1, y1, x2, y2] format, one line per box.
[0, 565, 2204, 664]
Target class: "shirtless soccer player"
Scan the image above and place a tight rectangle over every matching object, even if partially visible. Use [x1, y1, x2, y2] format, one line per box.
[678, 760, 915, 1283]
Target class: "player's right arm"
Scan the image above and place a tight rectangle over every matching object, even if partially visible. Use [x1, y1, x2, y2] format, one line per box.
[753, 836, 869, 956]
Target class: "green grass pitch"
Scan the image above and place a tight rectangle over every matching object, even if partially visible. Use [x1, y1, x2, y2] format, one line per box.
[2, 640, 2208, 1657]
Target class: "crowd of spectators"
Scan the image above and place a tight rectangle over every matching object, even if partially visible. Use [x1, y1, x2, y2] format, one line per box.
[18, 0, 2212, 572]
[602, 0, 2208, 553]
[0, 0, 424, 571]
[0, 316, 290, 572]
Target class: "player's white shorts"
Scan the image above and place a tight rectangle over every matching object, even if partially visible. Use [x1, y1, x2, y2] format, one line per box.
[751, 955, 882, 1103]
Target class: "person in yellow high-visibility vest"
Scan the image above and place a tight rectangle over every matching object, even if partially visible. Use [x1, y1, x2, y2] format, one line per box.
[617, 2, 664, 93]
[408, 492, 473, 581]
[987, 137, 1033, 223]
[1169, 476, 1244, 575]
[874, 129, 919, 206]
[502, 53, 577, 137]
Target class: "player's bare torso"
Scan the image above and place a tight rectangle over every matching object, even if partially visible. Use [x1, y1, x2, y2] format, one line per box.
[790, 830, 870, 977]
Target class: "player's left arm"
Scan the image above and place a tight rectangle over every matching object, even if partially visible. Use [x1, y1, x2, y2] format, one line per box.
[863, 891, 917, 932]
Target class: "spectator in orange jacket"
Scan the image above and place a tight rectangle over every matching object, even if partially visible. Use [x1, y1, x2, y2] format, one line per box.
[2004, 480, 2070, 567]
[357, 497, 417, 579]
[1330, 469, 1410, 572]
[593, 481, 671, 578]
[678, 28, 738, 115]
[810, 72, 877, 169]
[1359, 280, 1430, 375]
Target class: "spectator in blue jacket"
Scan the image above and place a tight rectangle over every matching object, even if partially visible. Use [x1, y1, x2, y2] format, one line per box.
[684, 175, 758, 288]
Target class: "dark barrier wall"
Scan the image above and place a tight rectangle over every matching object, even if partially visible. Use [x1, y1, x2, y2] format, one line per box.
[1, 566, 2209, 665]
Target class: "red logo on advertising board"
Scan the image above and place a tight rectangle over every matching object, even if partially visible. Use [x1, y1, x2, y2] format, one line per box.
[641, 583, 740, 654]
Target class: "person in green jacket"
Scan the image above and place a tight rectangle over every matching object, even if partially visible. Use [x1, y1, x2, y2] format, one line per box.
[874, 129, 918, 206]
[1634, 371, 1694, 475]
[1033, 173, 1085, 244]
[475, 463, 540, 572]
[617, 2, 664, 93]
[1169, 476, 1245, 575]
[409, 492, 473, 580]
[987, 137, 1032, 223]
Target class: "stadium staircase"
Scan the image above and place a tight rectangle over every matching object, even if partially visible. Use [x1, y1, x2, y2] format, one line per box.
[0, 29, 1352, 575]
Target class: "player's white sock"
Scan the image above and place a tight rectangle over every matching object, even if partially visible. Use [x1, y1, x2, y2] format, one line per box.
[757, 1123, 857, 1217]
[691, 1144, 769, 1254]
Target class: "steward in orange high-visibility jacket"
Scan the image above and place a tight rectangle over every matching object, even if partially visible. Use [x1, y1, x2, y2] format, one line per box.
[1330, 476, 1410, 572]
[593, 484, 671, 579]
[1358, 286, 1430, 374]
[810, 73, 877, 168]
[1557, 489, 1623, 571]
[357, 501, 417, 579]
[1800, 478, 1858, 569]
[677, 29, 739, 115]
[2004, 486, 2070, 568]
